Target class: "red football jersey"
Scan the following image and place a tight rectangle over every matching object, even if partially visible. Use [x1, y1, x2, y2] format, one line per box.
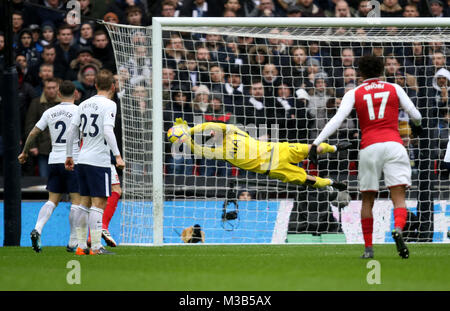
[354, 78, 403, 149]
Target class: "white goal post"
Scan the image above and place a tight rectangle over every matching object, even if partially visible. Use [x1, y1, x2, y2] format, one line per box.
[105, 17, 450, 246]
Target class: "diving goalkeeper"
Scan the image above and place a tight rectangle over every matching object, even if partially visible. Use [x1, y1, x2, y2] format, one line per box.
[169, 118, 350, 191]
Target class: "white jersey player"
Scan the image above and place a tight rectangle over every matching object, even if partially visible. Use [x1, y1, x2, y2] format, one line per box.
[308, 55, 422, 260]
[18, 81, 83, 253]
[65, 69, 124, 255]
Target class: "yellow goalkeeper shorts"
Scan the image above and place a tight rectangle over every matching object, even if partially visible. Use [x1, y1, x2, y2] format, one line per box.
[266, 143, 309, 185]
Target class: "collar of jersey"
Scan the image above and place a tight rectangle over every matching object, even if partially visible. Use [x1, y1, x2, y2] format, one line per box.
[59, 102, 72, 105]
[363, 78, 380, 83]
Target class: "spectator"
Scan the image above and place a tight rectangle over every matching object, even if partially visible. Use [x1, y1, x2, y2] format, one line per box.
[29, 24, 44, 54]
[248, 0, 285, 17]
[384, 54, 418, 94]
[286, 5, 303, 17]
[177, 53, 201, 93]
[162, 66, 177, 104]
[223, 0, 245, 16]
[380, 0, 403, 17]
[164, 33, 187, 70]
[328, 47, 356, 90]
[125, 5, 148, 26]
[331, 0, 354, 17]
[262, 63, 282, 98]
[205, 33, 227, 64]
[223, 8, 237, 16]
[208, 63, 227, 94]
[395, 70, 418, 108]
[35, 0, 65, 28]
[273, 82, 308, 141]
[54, 25, 79, 72]
[160, 0, 179, 17]
[223, 36, 248, 72]
[403, 3, 421, 16]
[180, 0, 225, 17]
[39, 21, 57, 47]
[282, 46, 309, 89]
[238, 190, 253, 200]
[103, 12, 120, 23]
[107, 0, 147, 24]
[79, 0, 93, 17]
[74, 63, 99, 102]
[429, 0, 447, 17]
[12, 11, 25, 48]
[128, 45, 151, 84]
[16, 56, 37, 146]
[92, 30, 117, 74]
[191, 84, 211, 118]
[24, 78, 61, 178]
[297, 0, 326, 17]
[35, 62, 55, 94]
[15, 28, 40, 68]
[223, 65, 245, 115]
[307, 72, 332, 139]
[248, 45, 272, 78]
[67, 46, 102, 81]
[243, 79, 270, 127]
[355, 0, 372, 17]
[32, 44, 66, 81]
[76, 22, 94, 48]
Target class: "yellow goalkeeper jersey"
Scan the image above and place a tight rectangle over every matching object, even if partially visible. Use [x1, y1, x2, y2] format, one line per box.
[189, 122, 280, 174]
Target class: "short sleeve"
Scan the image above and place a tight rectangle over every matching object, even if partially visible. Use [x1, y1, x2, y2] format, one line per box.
[71, 106, 81, 127]
[35, 111, 48, 131]
[104, 102, 117, 127]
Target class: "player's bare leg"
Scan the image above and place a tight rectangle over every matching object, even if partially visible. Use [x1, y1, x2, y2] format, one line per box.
[360, 191, 376, 259]
[102, 184, 121, 247]
[390, 185, 409, 259]
[90, 197, 115, 255]
[31, 192, 62, 253]
[67, 192, 81, 252]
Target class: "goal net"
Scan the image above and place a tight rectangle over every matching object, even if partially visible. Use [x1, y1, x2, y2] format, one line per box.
[104, 18, 450, 245]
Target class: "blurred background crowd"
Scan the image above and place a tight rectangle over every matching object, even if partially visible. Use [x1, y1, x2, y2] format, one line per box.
[0, 0, 449, 181]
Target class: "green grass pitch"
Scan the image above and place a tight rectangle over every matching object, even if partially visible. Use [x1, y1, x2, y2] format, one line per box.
[0, 244, 449, 291]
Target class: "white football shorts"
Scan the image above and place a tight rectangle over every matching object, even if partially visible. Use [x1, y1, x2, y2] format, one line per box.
[358, 141, 411, 192]
[111, 164, 121, 185]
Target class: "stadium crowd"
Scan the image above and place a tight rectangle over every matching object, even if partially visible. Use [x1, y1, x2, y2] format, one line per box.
[0, 0, 449, 180]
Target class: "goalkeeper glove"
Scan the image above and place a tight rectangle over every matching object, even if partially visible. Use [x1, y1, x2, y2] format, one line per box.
[308, 144, 318, 165]
[409, 120, 423, 137]
[174, 117, 190, 132]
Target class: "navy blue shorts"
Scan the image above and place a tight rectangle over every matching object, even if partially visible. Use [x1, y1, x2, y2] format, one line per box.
[77, 164, 111, 197]
[46, 164, 79, 194]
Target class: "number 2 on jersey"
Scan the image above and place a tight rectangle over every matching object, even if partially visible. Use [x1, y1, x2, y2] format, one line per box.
[363, 91, 390, 120]
[80, 113, 100, 137]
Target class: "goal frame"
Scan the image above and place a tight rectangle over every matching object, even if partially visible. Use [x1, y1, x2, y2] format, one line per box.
[151, 17, 450, 246]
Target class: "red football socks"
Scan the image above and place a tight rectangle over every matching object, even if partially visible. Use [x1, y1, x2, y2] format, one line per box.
[361, 217, 373, 248]
[394, 207, 407, 230]
[102, 191, 121, 230]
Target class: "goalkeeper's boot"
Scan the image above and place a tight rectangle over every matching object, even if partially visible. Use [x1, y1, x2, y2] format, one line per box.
[331, 179, 347, 191]
[91, 247, 115, 255]
[335, 141, 353, 152]
[102, 229, 117, 247]
[392, 228, 409, 259]
[66, 245, 77, 253]
[360, 247, 374, 259]
[75, 247, 93, 255]
[30, 229, 42, 253]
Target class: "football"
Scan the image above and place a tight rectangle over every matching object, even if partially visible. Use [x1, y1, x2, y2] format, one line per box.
[167, 126, 189, 143]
